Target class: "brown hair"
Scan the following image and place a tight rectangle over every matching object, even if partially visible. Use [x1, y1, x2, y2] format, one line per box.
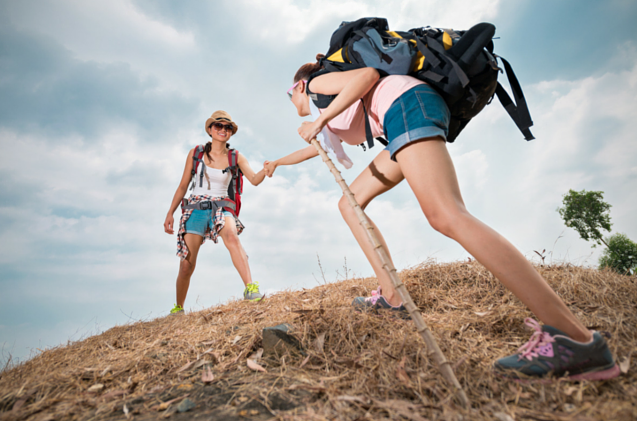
[293, 54, 325, 83]
[203, 140, 230, 163]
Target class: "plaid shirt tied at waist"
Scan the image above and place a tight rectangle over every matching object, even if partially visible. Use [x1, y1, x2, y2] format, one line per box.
[176, 194, 245, 260]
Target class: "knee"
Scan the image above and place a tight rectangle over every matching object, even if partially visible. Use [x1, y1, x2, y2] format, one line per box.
[338, 196, 351, 217]
[223, 232, 240, 249]
[338, 194, 367, 218]
[179, 259, 195, 276]
[426, 206, 471, 238]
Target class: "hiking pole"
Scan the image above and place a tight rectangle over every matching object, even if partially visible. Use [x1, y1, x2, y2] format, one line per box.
[310, 138, 470, 409]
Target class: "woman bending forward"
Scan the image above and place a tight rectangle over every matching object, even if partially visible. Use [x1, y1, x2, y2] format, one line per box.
[264, 56, 620, 382]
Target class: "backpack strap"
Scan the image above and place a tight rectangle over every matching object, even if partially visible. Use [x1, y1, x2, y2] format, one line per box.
[494, 57, 534, 140]
[233, 150, 243, 195]
[182, 199, 236, 213]
[223, 149, 243, 216]
[359, 99, 373, 149]
[190, 145, 206, 190]
[223, 149, 241, 200]
[417, 35, 470, 91]
[306, 70, 338, 108]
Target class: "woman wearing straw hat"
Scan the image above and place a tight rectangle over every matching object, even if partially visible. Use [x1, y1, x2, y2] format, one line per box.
[164, 111, 267, 314]
[264, 57, 620, 381]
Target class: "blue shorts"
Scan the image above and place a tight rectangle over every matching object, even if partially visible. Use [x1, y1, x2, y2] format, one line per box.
[383, 84, 450, 161]
[184, 209, 235, 237]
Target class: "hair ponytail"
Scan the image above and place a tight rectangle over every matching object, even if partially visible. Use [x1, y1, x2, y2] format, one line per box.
[203, 141, 231, 163]
[293, 53, 325, 83]
[204, 141, 212, 162]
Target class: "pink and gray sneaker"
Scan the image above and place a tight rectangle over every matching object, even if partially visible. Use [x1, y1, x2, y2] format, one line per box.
[352, 287, 410, 319]
[494, 318, 620, 381]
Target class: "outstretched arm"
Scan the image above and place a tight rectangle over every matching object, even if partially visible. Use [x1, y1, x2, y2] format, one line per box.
[164, 149, 195, 234]
[264, 145, 319, 177]
[298, 67, 380, 143]
[237, 153, 266, 186]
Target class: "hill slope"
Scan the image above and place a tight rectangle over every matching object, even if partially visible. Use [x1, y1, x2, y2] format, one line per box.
[1, 262, 635, 421]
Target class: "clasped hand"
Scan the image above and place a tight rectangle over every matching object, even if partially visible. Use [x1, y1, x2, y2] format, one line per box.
[298, 120, 322, 143]
[261, 119, 324, 177]
[263, 160, 276, 177]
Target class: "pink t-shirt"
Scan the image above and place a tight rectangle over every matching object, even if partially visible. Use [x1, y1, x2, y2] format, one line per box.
[320, 75, 425, 146]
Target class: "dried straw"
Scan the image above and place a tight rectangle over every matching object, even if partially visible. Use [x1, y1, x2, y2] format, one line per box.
[0, 262, 635, 420]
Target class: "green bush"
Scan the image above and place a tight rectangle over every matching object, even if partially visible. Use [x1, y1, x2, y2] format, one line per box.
[598, 233, 637, 275]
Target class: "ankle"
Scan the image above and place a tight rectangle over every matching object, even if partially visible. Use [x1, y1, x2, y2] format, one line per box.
[383, 292, 402, 307]
[570, 330, 594, 344]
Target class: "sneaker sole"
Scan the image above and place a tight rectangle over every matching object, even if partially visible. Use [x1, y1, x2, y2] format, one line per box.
[495, 363, 621, 383]
[568, 363, 620, 381]
[245, 293, 266, 302]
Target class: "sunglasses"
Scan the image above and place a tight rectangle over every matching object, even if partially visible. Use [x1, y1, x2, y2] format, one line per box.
[210, 122, 234, 132]
[287, 80, 302, 100]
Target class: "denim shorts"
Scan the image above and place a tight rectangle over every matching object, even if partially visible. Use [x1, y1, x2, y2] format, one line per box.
[184, 209, 234, 237]
[383, 84, 450, 161]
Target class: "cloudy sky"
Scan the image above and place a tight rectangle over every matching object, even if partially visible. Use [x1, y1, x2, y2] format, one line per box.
[1, 0, 636, 364]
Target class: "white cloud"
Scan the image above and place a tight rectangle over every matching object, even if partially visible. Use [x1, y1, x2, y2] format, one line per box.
[3, 0, 197, 95]
[228, 0, 366, 44]
[452, 149, 490, 191]
[8, 0, 195, 56]
[229, 0, 501, 44]
[519, 62, 637, 205]
[381, 0, 501, 29]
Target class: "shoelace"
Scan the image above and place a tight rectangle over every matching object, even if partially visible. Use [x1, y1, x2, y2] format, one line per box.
[245, 282, 260, 293]
[365, 286, 382, 305]
[517, 318, 555, 361]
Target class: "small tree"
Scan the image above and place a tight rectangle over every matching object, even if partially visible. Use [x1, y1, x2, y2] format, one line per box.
[598, 233, 637, 275]
[557, 189, 612, 247]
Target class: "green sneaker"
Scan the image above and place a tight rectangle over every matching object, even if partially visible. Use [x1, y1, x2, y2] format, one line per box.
[243, 282, 264, 302]
[170, 304, 184, 315]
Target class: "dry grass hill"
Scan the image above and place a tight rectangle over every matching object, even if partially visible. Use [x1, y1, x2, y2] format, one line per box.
[1, 261, 635, 421]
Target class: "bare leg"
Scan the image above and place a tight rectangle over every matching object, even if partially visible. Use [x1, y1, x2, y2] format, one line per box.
[394, 139, 591, 342]
[219, 216, 252, 286]
[176, 233, 203, 307]
[338, 150, 405, 306]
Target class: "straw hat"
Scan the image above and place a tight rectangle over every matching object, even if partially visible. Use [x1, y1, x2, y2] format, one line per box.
[205, 110, 238, 136]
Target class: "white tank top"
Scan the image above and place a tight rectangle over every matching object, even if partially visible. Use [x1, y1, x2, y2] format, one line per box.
[192, 162, 232, 197]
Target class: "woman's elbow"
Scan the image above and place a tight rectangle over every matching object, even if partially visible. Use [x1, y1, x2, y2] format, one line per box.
[364, 67, 380, 83]
[177, 182, 189, 194]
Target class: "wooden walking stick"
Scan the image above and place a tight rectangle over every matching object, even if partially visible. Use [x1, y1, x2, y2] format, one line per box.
[310, 139, 470, 408]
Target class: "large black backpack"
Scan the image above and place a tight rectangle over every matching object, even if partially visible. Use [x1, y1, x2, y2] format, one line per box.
[308, 17, 534, 148]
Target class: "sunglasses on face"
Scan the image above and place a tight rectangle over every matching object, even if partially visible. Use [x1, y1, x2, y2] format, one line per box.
[287, 80, 302, 100]
[210, 122, 234, 132]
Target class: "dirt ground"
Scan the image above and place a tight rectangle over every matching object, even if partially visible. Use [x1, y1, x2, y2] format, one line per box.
[1, 262, 635, 420]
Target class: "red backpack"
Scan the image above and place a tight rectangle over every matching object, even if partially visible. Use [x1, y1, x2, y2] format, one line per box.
[189, 145, 244, 216]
